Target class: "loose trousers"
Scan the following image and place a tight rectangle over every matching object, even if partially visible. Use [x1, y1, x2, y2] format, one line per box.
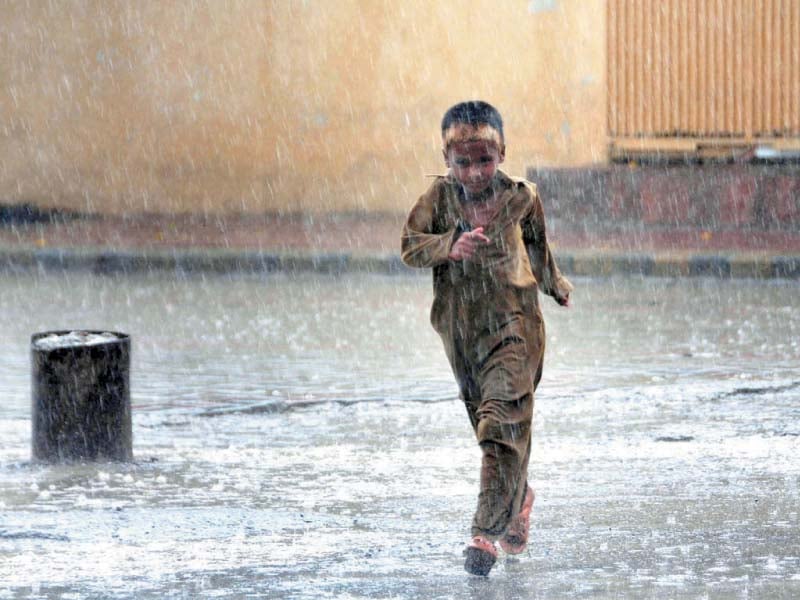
[453, 331, 544, 540]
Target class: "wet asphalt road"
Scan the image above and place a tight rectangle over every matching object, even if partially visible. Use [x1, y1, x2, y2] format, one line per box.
[1, 272, 799, 598]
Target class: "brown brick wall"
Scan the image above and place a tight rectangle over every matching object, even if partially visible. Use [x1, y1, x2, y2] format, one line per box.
[529, 165, 800, 231]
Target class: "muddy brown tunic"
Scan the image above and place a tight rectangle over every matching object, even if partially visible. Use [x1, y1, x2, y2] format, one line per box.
[401, 170, 572, 540]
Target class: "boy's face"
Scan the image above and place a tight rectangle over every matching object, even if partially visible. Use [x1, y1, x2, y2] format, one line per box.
[443, 139, 505, 197]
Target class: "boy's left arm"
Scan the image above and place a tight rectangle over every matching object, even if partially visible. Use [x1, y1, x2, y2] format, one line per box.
[521, 184, 573, 306]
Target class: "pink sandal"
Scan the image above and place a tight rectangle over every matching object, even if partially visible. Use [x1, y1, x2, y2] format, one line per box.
[499, 485, 535, 554]
[463, 536, 498, 576]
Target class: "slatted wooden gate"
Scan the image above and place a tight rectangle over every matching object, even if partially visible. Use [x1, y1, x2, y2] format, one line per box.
[608, 0, 800, 159]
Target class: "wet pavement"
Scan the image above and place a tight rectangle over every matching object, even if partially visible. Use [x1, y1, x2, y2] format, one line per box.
[1, 272, 799, 598]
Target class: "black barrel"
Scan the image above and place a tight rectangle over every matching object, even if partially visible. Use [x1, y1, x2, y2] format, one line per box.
[31, 331, 132, 462]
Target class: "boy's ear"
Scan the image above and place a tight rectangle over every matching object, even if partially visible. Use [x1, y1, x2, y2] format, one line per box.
[498, 144, 506, 163]
[442, 148, 451, 168]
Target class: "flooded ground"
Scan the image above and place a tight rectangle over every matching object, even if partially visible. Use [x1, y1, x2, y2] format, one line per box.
[1, 272, 799, 599]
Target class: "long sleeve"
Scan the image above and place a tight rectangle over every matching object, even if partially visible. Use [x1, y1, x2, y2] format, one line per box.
[401, 181, 457, 269]
[521, 184, 573, 304]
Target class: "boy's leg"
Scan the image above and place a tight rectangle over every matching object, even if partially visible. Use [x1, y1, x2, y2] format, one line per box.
[469, 334, 541, 540]
[470, 391, 533, 540]
[454, 329, 541, 570]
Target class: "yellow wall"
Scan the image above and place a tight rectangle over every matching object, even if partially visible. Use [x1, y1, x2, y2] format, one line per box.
[0, 0, 607, 214]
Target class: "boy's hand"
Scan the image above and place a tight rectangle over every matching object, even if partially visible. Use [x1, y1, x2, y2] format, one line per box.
[554, 277, 573, 308]
[448, 227, 490, 261]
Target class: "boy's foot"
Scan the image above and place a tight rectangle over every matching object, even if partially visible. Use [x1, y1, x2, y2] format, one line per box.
[499, 486, 535, 555]
[463, 536, 497, 576]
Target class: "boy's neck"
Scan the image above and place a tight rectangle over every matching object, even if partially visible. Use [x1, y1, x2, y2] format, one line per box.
[459, 178, 500, 203]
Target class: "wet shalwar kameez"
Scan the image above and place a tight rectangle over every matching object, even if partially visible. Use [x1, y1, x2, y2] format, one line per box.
[401, 170, 572, 540]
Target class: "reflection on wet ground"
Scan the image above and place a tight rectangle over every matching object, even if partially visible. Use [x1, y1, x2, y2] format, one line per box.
[1, 273, 799, 598]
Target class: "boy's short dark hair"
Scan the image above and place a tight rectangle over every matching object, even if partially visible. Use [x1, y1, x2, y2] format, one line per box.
[441, 101, 504, 143]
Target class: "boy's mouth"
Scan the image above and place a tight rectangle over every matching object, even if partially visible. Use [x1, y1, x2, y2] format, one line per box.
[465, 180, 490, 193]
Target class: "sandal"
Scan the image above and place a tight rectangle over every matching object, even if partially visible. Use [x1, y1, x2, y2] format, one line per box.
[463, 536, 498, 576]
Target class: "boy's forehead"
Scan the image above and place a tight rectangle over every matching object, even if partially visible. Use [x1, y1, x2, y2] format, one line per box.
[447, 140, 501, 157]
[443, 123, 503, 150]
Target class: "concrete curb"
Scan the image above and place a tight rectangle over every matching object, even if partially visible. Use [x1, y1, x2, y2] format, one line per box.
[562, 251, 800, 278]
[0, 248, 406, 276]
[0, 247, 798, 278]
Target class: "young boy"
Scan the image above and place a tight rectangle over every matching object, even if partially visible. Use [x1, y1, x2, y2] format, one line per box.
[400, 101, 572, 576]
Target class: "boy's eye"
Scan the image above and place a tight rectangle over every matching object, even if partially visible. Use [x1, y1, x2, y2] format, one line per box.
[479, 156, 493, 163]
[454, 159, 470, 167]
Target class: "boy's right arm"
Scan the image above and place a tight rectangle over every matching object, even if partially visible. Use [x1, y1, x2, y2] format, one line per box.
[400, 187, 458, 268]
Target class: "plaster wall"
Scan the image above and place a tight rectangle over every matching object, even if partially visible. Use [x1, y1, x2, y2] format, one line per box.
[0, 0, 606, 214]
